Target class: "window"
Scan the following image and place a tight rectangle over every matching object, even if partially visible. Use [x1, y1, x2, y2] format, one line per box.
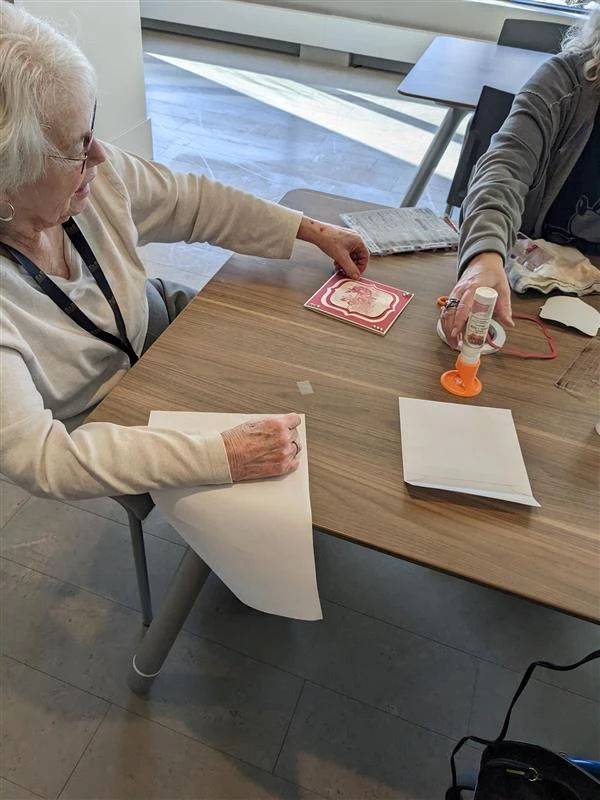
[508, 0, 593, 11]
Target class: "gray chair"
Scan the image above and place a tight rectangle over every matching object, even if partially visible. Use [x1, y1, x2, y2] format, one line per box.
[444, 85, 515, 216]
[498, 18, 570, 54]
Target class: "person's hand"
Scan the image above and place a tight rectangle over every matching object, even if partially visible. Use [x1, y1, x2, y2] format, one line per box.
[297, 216, 369, 279]
[440, 252, 514, 348]
[221, 413, 302, 482]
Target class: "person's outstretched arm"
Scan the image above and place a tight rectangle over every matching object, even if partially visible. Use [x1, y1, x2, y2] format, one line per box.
[441, 57, 566, 346]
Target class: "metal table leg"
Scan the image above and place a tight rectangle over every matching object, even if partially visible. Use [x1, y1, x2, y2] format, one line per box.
[128, 546, 211, 694]
[400, 106, 470, 207]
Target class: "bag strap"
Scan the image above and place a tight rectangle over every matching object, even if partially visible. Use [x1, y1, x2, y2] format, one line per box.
[450, 649, 600, 791]
[495, 649, 600, 744]
[3, 218, 138, 367]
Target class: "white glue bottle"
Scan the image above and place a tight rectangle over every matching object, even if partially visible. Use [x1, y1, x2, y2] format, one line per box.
[462, 287, 499, 362]
[441, 287, 498, 397]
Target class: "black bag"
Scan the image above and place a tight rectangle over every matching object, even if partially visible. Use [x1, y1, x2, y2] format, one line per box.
[447, 649, 600, 799]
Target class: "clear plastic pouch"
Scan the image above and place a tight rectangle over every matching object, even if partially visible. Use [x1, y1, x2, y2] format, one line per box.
[509, 233, 555, 272]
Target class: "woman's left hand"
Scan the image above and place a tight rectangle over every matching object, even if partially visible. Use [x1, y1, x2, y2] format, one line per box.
[297, 216, 369, 279]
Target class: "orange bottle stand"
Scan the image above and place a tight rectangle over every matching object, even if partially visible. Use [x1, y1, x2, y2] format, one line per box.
[440, 356, 482, 397]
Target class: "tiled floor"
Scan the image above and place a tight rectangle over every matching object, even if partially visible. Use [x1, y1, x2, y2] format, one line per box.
[138, 29, 467, 290]
[1, 29, 599, 800]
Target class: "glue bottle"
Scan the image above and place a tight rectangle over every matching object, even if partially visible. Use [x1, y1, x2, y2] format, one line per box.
[441, 287, 498, 397]
[462, 287, 498, 363]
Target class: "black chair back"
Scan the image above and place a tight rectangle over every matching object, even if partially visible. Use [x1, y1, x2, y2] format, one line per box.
[446, 86, 515, 212]
[498, 18, 570, 54]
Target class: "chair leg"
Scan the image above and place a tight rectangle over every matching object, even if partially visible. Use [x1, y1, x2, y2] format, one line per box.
[128, 547, 211, 694]
[126, 509, 153, 627]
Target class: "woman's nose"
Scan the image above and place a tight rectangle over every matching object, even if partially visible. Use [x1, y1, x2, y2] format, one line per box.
[87, 138, 106, 168]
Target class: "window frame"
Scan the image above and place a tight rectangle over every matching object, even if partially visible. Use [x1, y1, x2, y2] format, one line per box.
[507, 0, 591, 13]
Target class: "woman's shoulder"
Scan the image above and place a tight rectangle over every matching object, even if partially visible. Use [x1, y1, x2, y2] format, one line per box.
[522, 52, 587, 103]
[95, 142, 135, 200]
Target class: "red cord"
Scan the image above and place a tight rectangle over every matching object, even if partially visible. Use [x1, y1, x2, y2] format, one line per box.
[486, 313, 557, 359]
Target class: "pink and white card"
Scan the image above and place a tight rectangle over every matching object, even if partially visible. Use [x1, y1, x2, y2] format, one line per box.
[304, 274, 414, 335]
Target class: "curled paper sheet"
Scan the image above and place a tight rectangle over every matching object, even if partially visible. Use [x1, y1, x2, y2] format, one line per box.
[149, 411, 322, 621]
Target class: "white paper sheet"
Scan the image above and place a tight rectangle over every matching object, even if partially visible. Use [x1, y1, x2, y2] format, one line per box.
[398, 398, 540, 507]
[539, 296, 600, 337]
[149, 411, 322, 620]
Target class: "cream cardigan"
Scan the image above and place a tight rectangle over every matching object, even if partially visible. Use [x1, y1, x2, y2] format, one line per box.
[0, 144, 302, 499]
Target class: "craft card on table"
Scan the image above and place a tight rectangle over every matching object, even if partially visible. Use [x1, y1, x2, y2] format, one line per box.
[305, 275, 413, 335]
[398, 398, 540, 507]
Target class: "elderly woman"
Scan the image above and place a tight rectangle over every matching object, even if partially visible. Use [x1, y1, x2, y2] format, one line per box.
[441, 5, 600, 346]
[0, 4, 368, 500]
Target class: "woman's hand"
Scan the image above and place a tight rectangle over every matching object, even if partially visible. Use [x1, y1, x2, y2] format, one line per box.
[297, 216, 369, 279]
[440, 252, 514, 348]
[221, 413, 302, 482]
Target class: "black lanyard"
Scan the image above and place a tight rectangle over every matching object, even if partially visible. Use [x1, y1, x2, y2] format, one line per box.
[4, 217, 138, 367]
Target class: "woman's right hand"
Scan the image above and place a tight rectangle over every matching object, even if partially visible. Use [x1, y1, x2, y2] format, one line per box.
[440, 252, 514, 348]
[221, 413, 302, 482]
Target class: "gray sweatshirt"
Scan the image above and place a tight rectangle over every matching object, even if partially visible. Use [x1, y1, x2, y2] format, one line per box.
[458, 52, 600, 275]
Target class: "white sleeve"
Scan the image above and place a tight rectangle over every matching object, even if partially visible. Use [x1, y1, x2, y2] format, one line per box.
[102, 143, 303, 256]
[0, 344, 232, 500]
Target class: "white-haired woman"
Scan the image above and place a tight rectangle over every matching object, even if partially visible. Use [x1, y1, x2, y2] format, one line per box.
[0, 4, 369, 499]
[441, 4, 600, 346]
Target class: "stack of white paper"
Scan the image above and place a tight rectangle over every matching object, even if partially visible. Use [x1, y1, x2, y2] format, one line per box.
[149, 411, 322, 620]
[398, 398, 540, 507]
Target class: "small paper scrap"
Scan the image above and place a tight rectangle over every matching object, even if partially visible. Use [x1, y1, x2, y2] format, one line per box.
[539, 297, 600, 337]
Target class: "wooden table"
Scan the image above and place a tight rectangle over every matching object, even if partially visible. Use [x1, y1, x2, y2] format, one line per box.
[397, 36, 550, 207]
[90, 189, 600, 642]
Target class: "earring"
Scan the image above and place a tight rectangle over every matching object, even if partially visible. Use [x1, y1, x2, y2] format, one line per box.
[0, 200, 15, 223]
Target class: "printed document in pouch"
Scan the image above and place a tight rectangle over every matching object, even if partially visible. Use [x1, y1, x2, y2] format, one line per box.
[149, 411, 322, 620]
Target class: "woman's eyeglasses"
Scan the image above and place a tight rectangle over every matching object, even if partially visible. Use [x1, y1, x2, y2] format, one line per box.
[48, 102, 97, 174]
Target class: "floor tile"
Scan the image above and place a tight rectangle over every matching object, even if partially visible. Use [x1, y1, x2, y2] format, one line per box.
[312, 531, 600, 701]
[61, 494, 183, 552]
[0, 482, 30, 529]
[0, 559, 303, 770]
[469, 660, 600, 759]
[0, 557, 143, 702]
[124, 634, 303, 771]
[138, 240, 230, 291]
[61, 495, 129, 524]
[140, 506, 185, 545]
[184, 575, 477, 739]
[0, 656, 108, 799]
[275, 682, 479, 800]
[144, 34, 454, 217]
[61, 705, 322, 800]
[0, 498, 185, 613]
[0, 778, 45, 800]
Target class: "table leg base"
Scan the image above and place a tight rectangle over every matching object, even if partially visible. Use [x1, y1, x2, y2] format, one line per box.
[126, 546, 212, 694]
[128, 654, 161, 695]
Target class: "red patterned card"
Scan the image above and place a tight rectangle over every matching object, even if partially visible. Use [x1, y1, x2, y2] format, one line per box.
[304, 275, 414, 335]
